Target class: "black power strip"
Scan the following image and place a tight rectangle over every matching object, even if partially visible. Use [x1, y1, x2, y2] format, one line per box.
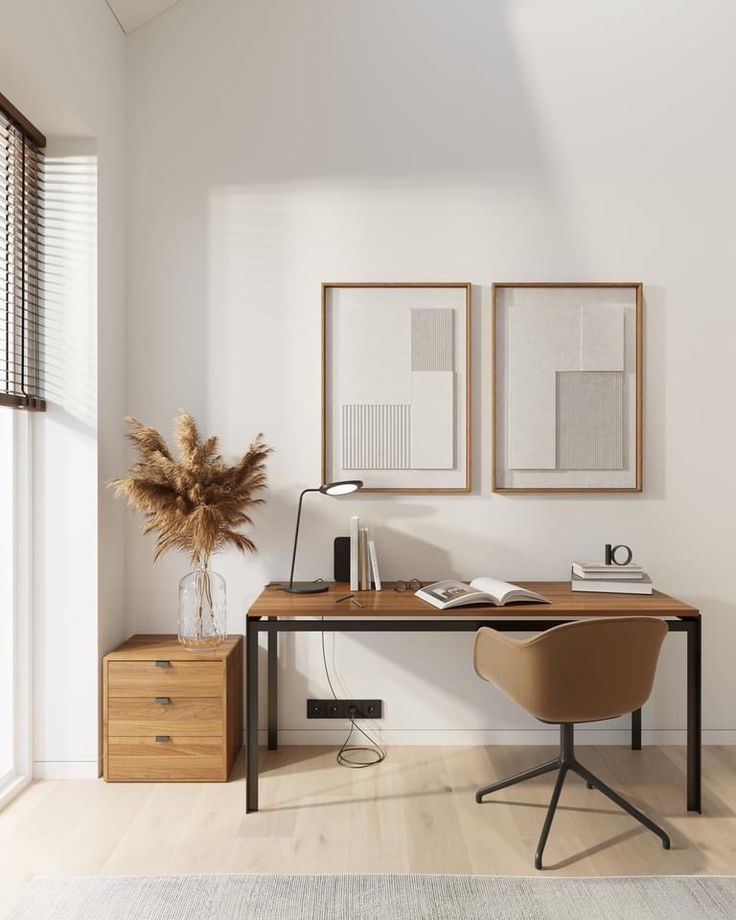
[307, 699, 382, 720]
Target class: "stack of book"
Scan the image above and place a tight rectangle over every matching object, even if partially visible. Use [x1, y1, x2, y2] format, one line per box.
[350, 516, 381, 591]
[571, 561, 653, 595]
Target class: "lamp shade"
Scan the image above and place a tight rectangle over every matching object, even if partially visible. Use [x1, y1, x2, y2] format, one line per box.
[320, 480, 363, 496]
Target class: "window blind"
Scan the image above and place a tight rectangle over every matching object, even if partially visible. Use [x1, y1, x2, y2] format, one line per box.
[1, 93, 46, 411]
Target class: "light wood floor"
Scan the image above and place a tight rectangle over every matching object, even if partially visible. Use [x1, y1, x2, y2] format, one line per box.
[2, 744, 736, 918]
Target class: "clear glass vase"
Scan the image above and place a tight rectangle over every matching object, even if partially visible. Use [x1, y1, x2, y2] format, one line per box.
[178, 560, 226, 649]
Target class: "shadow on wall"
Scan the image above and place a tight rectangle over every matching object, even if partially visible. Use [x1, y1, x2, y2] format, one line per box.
[198, 0, 581, 450]
[180, 0, 558, 187]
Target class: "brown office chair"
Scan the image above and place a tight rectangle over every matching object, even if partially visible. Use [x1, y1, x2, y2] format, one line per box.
[473, 617, 670, 869]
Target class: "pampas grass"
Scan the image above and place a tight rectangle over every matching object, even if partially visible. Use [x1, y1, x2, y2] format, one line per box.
[110, 411, 271, 566]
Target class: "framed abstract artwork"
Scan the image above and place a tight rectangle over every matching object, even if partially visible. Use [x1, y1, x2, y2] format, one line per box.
[322, 282, 471, 493]
[493, 282, 642, 493]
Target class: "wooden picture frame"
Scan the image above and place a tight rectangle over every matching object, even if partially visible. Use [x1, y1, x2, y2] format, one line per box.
[492, 282, 642, 493]
[322, 282, 471, 493]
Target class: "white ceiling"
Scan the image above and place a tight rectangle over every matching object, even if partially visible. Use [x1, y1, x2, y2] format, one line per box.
[106, 0, 184, 33]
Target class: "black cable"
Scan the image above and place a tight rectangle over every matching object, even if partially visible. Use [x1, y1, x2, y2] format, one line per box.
[321, 617, 386, 769]
[336, 715, 386, 769]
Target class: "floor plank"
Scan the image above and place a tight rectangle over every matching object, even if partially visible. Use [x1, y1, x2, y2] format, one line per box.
[1, 745, 734, 918]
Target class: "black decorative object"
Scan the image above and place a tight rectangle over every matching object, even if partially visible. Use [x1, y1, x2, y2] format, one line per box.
[333, 537, 350, 583]
[605, 543, 633, 566]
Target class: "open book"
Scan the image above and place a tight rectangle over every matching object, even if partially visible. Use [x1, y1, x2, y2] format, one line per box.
[416, 578, 550, 610]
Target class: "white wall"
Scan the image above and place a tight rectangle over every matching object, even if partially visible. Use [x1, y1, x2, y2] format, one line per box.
[0, 0, 127, 776]
[123, 0, 736, 746]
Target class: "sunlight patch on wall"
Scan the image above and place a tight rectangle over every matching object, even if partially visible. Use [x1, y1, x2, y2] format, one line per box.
[43, 148, 97, 429]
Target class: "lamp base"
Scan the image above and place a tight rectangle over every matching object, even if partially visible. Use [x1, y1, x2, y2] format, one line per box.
[285, 582, 329, 594]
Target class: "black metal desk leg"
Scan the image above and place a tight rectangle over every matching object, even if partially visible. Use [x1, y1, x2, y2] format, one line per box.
[687, 618, 702, 813]
[631, 708, 642, 750]
[268, 618, 278, 751]
[246, 617, 260, 813]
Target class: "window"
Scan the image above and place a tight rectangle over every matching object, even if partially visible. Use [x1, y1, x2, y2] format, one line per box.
[0, 93, 44, 807]
[1, 92, 46, 410]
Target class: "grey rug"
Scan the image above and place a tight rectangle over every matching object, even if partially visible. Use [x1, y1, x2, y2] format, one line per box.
[9, 874, 736, 920]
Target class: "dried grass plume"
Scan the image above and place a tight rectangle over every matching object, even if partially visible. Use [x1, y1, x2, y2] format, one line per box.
[110, 412, 271, 564]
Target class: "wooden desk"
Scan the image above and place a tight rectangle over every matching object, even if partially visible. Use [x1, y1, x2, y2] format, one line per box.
[245, 582, 701, 814]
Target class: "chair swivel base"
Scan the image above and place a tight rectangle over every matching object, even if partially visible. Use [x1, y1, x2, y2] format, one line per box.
[475, 723, 671, 870]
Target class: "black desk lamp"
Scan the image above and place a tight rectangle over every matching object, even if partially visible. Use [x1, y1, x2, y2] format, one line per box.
[287, 480, 363, 593]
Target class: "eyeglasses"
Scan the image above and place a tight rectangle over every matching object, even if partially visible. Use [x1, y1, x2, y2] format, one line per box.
[394, 578, 421, 593]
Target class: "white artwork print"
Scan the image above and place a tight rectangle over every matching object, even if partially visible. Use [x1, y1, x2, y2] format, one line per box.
[325, 285, 469, 491]
[495, 285, 639, 491]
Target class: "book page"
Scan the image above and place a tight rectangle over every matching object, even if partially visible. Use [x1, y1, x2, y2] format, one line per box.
[469, 577, 518, 602]
[420, 580, 482, 606]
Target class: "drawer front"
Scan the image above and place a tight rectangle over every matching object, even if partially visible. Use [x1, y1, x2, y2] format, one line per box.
[107, 697, 223, 736]
[107, 660, 222, 698]
[106, 736, 224, 782]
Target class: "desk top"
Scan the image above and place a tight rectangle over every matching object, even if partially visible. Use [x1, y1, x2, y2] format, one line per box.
[247, 582, 699, 619]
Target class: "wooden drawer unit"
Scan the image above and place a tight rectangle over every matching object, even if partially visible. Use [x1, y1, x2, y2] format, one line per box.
[103, 634, 243, 782]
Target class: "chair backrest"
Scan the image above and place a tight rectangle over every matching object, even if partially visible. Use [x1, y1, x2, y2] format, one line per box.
[474, 617, 667, 724]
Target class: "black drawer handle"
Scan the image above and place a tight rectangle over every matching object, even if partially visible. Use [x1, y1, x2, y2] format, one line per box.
[154, 697, 171, 705]
[155, 660, 171, 668]
[155, 735, 171, 743]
